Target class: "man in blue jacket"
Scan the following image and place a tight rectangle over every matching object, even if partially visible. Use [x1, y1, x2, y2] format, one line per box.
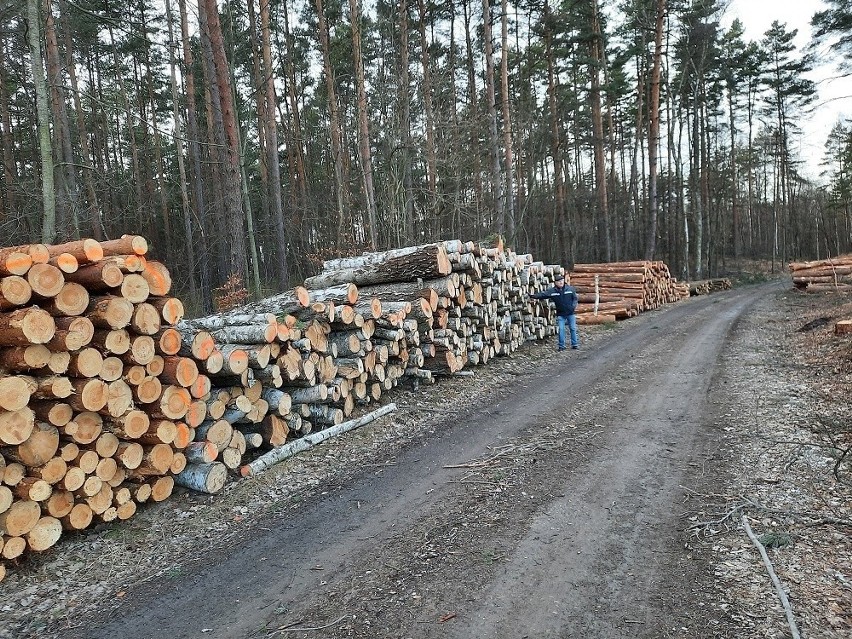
[530, 273, 579, 351]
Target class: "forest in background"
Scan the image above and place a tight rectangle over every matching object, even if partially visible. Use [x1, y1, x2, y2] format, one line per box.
[2, 0, 852, 312]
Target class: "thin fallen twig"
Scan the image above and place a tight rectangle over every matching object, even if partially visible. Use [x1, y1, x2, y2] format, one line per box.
[277, 614, 350, 633]
[448, 479, 504, 486]
[444, 447, 516, 469]
[741, 515, 801, 639]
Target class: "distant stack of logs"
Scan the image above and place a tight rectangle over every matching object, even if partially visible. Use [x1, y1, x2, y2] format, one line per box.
[0, 236, 185, 581]
[568, 261, 690, 324]
[305, 240, 564, 377]
[688, 278, 732, 296]
[790, 255, 852, 292]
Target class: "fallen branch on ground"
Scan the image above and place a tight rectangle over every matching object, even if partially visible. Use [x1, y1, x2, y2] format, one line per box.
[741, 515, 801, 639]
[687, 493, 852, 538]
[275, 614, 351, 633]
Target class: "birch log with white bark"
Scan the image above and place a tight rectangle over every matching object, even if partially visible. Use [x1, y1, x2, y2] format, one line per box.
[240, 403, 397, 477]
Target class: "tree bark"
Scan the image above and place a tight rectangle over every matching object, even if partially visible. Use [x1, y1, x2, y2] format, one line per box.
[260, 0, 290, 285]
[27, 0, 57, 243]
[313, 0, 350, 247]
[398, 0, 414, 243]
[43, 0, 78, 238]
[500, 0, 515, 242]
[645, 0, 666, 261]
[482, 0, 503, 227]
[201, 0, 248, 285]
[589, 0, 610, 261]
[179, 0, 211, 311]
[350, 0, 379, 249]
[0, 39, 17, 219]
[417, 0, 438, 228]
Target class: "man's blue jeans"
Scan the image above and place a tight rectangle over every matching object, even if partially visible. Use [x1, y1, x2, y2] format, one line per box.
[557, 315, 578, 350]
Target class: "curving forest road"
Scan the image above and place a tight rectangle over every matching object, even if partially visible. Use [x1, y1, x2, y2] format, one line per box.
[77, 282, 780, 639]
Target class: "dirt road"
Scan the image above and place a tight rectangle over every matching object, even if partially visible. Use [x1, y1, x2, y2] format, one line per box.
[69, 283, 777, 639]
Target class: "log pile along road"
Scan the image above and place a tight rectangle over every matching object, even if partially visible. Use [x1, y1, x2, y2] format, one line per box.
[69, 282, 778, 639]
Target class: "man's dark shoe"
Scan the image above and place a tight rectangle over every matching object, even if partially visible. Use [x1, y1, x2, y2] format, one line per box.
[571, 345, 579, 350]
[558, 347, 566, 352]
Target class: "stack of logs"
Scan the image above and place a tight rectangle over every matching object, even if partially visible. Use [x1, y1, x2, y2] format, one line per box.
[790, 255, 852, 292]
[1, 236, 690, 581]
[0, 236, 186, 582]
[172, 240, 565, 492]
[568, 261, 690, 324]
[688, 278, 732, 296]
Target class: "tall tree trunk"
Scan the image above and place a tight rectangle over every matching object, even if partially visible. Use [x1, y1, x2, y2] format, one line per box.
[447, 2, 462, 238]
[27, 0, 56, 243]
[200, 0, 247, 284]
[349, 0, 378, 249]
[544, 1, 567, 263]
[179, 0, 212, 311]
[260, 0, 290, 284]
[133, 52, 154, 238]
[692, 93, 703, 279]
[644, 0, 665, 260]
[499, 0, 515, 242]
[198, 3, 228, 282]
[279, 0, 308, 215]
[482, 0, 503, 230]
[417, 0, 438, 225]
[398, 0, 414, 243]
[462, 0, 482, 230]
[222, 1, 261, 293]
[728, 88, 740, 261]
[746, 78, 755, 254]
[139, 1, 172, 262]
[0, 39, 18, 219]
[629, 51, 645, 257]
[59, 0, 101, 239]
[43, 0, 77, 238]
[602, 28, 618, 260]
[313, 0, 350, 248]
[246, 0, 270, 244]
[589, 0, 610, 261]
[164, 0, 197, 301]
[110, 26, 143, 228]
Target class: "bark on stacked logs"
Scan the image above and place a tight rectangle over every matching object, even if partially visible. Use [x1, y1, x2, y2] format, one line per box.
[789, 255, 852, 292]
[568, 261, 690, 324]
[0, 236, 185, 581]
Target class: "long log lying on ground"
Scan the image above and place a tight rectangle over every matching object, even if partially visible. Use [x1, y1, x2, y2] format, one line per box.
[240, 403, 397, 477]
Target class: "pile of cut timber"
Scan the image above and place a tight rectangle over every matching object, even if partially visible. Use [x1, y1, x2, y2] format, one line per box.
[0, 235, 690, 582]
[789, 255, 852, 292]
[688, 278, 732, 296]
[568, 260, 690, 324]
[171, 240, 566, 488]
[0, 236, 186, 581]
[304, 240, 565, 372]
